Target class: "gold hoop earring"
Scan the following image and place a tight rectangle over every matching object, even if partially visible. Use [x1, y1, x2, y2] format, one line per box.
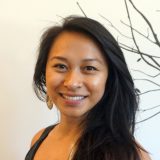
[46, 95, 53, 110]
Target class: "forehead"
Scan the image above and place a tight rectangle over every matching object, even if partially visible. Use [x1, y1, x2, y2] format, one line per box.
[49, 31, 107, 61]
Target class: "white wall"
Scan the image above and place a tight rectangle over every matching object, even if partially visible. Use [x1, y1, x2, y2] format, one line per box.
[0, 0, 159, 159]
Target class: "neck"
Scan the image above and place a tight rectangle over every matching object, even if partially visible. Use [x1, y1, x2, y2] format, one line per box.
[55, 115, 85, 139]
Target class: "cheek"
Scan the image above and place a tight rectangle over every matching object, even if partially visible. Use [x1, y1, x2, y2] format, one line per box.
[45, 71, 62, 94]
[88, 75, 107, 98]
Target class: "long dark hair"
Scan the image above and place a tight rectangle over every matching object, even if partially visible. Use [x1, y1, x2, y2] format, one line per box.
[33, 16, 141, 160]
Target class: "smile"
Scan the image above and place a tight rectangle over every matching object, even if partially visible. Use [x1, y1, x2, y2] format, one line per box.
[60, 93, 87, 101]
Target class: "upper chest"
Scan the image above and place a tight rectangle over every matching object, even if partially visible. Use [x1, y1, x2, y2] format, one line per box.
[33, 135, 75, 160]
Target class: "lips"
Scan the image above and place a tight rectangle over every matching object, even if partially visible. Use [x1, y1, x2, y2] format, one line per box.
[62, 94, 85, 100]
[59, 93, 88, 105]
[60, 93, 87, 100]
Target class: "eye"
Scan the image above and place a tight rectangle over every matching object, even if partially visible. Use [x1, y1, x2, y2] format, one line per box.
[53, 64, 68, 72]
[83, 66, 98, 73]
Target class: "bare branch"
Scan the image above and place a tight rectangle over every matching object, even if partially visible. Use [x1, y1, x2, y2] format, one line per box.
[124, 0, 150, 65]
[56, 15, 65, 19]
[120, 20, 156, 44]
[149, 56, 160, 68]
[76, 2, 87, 17]
[134, 78, 160, 87]
[146, 28, 149, 38]
[120, 45, 160, 71]
[139, 104, 160, 112]
[128, 0, 160, 47]
[99, 14, 132, 39]
[124, 0, 160, 71]
[136, 111, 160, 123]
[132, 69, 160, 78]
[138, 89, 160, 95]
[120, 42, 160, 60]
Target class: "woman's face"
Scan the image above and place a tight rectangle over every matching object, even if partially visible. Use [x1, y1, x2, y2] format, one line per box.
[46, 31, 108, 120]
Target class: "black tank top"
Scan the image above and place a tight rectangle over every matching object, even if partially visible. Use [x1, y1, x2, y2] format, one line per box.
[25, 125, 56, 160]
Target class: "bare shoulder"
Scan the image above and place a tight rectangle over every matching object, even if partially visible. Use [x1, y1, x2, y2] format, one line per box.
[30, 128, 45, 147]
[138, 148, 152, 160]
[136, 141, 152, 160]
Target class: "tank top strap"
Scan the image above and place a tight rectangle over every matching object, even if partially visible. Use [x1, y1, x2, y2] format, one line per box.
[25, 124, 56, 160]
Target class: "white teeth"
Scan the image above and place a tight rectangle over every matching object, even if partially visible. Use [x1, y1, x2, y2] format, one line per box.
[62, 95, 85, 100]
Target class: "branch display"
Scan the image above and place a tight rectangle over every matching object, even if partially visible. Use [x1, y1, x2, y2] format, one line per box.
[76, 0, 160, 123]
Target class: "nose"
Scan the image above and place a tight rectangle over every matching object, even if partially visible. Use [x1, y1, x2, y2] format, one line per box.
[63, 71, 83, 90]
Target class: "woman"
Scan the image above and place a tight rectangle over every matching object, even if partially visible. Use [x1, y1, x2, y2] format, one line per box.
[25, 16, 151, 160]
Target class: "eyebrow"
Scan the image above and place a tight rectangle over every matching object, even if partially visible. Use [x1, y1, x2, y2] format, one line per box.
[50, 56, 67, 62]
[50, 56, 103, 64]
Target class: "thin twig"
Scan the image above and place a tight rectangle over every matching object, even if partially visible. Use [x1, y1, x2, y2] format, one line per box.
[146, 28, 149, 38]
[120, 20, 156, 44]
[124, 0, 160, 71]
[99, 14, 132, 39]
[132, 69, 160, 78]
[133, 78, 160, 87]
[56, 15, 65, 19]
[138, 89, 160, 95]
[121, 46, 160, 71]
[120, 42, 160, 59]
[139, 104, 160, 112]
[149, 56, 160, 68]
[128, 0, 160, 47]
[136, 111, 160, 123]
[76, 2, 87, 17]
